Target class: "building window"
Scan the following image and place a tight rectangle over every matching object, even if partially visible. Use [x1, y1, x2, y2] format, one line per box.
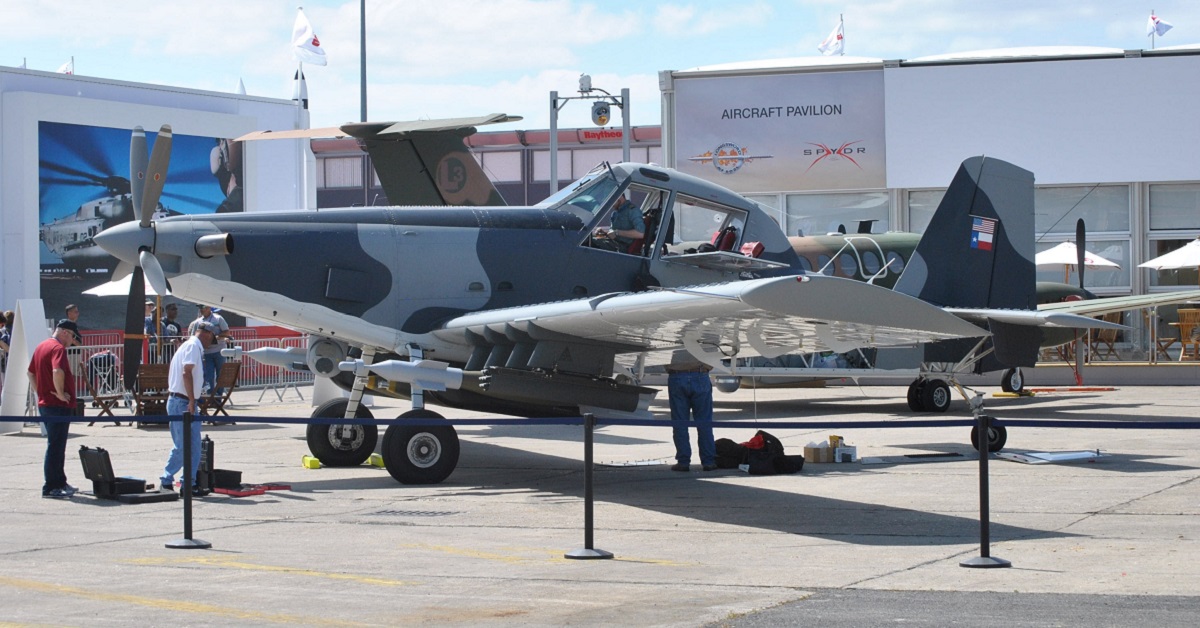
[907, 189, 945, 233]
[784, 191, 888, 238]
[1147, 183, 1200, 287]
[480, 151, 522, 183]
[1035, 185, 1130, 234]
[321, 156, 363, 188]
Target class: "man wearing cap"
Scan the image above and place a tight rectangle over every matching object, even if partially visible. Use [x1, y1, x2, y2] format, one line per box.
[161, 321, 216, 491]
[143, 301, 159, 363]
[189, 305, 230, 396]
[28, 323, 79, 498]
[159, 303, 183, 363]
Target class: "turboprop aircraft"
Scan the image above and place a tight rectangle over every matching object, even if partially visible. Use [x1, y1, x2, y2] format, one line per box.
[94, 116, 1123, 485]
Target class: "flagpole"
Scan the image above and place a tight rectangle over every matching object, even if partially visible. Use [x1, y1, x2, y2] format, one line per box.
[840, 14, 845, 56]
[1151, 10, 1155, 49]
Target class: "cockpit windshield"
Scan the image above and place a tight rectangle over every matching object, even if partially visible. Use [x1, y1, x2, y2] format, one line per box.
[536, 165, 622, 225]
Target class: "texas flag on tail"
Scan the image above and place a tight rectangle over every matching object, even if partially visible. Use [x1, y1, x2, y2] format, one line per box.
[970, 216, 996, 251]
[292, 7, 328, 66]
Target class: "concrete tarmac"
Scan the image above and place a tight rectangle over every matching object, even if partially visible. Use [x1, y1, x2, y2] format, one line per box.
[1, 382, 1198, 626]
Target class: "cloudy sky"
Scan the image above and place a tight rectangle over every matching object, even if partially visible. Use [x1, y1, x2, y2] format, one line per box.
[1, 1, 1195, 130]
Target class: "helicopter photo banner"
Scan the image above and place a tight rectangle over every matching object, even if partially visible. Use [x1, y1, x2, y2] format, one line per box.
[37, 121, 245, 331]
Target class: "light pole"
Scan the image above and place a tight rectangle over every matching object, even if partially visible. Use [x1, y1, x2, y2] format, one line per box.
[549, 75, 630, 194]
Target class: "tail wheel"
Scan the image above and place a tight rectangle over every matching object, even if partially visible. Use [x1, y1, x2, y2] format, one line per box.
[381, 409, 460, 485]
[306, 399, 377, 467]
[921, 379, 952, 413]
[1000, 368, 1024, 393]
[906, 379, 925, 412]
[970, 423, 1008, 453]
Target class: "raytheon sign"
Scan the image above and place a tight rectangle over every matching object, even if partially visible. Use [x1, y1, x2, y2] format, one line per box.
[672, 70, 885, 192]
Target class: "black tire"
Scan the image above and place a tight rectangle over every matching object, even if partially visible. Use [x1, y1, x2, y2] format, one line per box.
[921, 379, 952, 413]
[906, 379, 926, 412]
[970, 423, 1008, 453]
[1000, 367, 1024, 393]
[381, 409, 460, 485]
[306, 399, 377, 467]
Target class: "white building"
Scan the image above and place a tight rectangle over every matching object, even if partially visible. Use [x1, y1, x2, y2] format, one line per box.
[660, 46, 1200, 296]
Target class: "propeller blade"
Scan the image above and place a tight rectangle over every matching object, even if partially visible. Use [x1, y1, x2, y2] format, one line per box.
[111, 260, 134, 282]
[140, 125, 172, 228]
[123, 266, 147, 390]
[140, 249, 170, 296]
[130, 126, 147, 224]
[1075, 218, 1086, 291]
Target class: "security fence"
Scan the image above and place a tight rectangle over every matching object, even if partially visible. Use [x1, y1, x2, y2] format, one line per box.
[69, 335, 314, 404]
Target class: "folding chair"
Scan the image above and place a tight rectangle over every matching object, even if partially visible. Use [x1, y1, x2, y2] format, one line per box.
[1087, 312, 1121, 361]
[82, 365, 125, 426]
[201, 362, 240, 418]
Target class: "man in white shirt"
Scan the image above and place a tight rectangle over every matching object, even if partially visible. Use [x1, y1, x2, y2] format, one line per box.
[160, 321, 216, 491]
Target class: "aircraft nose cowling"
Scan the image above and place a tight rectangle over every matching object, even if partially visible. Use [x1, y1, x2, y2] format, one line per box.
[94, 220, 153, 265]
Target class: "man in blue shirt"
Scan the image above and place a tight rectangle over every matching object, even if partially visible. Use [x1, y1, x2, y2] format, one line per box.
[593, 196, 645, 253]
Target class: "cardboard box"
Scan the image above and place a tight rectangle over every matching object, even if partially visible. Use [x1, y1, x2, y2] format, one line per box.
[834, 446, 858, 463]
[804, 446, 834, 463]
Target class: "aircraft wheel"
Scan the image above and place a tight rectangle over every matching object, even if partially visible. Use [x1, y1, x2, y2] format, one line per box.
[307, 399, 377, 467]
[970, 423, 1008, 453]
[906, 379, 926, 412]
[921, 379, 952, 413]
[382, 409, 460, 485]
[1000, 368, 1024, 393]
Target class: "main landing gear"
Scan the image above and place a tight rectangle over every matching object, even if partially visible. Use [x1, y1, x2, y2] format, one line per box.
[906, 378, 952, 413]
[306, 400, 461, 484]
[907, 377, 1007, 452]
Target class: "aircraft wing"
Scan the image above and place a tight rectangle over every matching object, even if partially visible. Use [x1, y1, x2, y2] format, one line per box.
[944, 308, 1128, 330]
[1035, 290, 1200, 317]
[431, 274, 990, 363]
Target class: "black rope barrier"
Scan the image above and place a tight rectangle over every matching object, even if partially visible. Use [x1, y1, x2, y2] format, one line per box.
[8, 414, 1200, 431]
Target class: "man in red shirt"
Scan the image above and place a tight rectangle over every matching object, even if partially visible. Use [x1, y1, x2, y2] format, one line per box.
[28, 322, 78, 498]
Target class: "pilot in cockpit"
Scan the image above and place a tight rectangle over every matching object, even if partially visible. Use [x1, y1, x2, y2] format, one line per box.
[591, 196, 645, 253]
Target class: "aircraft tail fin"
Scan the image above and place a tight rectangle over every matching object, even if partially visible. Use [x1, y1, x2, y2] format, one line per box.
[894, 156, 1035, 310]
[341, 114, 521, 207]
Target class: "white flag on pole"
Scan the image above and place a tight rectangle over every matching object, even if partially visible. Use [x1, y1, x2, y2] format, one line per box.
[56, 59, 74, 74]
[1147, 13, 1173, 37]
[817, 18, 844, 56]
[292, 8, 328, 66]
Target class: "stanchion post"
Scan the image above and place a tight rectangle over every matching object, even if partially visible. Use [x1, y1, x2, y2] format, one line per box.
[565, 413, 612, 560]
[961, 402, 1009, 568]
[167, 411, 211, 550]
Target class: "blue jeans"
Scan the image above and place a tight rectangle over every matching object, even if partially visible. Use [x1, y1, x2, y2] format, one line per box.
[39, 405, 72, 494]
[162, 395, 202, 487]
[202, 351, 225, 396]
[668, 372, 715, 466]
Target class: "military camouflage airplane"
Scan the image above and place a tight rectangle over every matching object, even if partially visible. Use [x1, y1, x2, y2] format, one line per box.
[95, 115, 1125, 485]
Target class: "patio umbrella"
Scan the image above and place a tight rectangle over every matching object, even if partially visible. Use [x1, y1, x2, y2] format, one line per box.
[1035, 241, 1119, 283]
[1138, 239, 1200, 283]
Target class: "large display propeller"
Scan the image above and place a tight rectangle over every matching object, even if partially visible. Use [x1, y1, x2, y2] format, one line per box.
[121, 125, 172, 390]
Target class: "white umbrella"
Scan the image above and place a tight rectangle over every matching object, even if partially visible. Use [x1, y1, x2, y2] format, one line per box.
[1140, 238, 1200, 288]
[83, 273, 171, 297]
[1138, 239, 1200, 271]
[1035, 241, 1119, 283]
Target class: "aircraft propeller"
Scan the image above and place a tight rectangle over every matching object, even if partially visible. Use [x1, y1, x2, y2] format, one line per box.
[120, 125, 173, 389]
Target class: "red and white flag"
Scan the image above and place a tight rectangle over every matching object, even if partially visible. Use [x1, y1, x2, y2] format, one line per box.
[56, 59, 74, 75]
[292, 8, 328, 66]
[817, 18, 844, 56]
[1147, 13, 1173, 37]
